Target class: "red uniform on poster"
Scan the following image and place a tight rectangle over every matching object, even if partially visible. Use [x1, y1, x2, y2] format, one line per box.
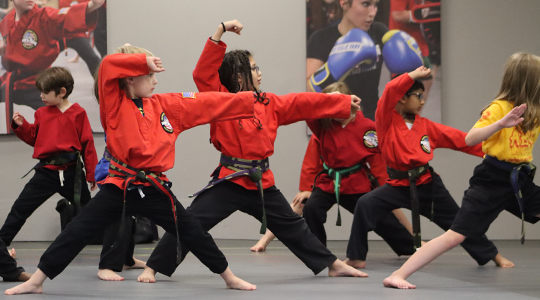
[305, 113, 388, 195]
[58, 0, 91, 40]
[11, 103, 97, 181]
[389, 0, 430, 57]
[0, 2, 98, 131]
[99, 53, 256, 189]
[376, 73, 484, 187]
[192, 39, 351, 190]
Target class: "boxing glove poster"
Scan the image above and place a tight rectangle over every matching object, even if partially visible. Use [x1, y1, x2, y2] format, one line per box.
[0, 0, 107, 134]
[306, 0, 441, 123]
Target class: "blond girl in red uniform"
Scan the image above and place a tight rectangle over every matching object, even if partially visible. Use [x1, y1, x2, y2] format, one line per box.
[5, 46, 259, 295]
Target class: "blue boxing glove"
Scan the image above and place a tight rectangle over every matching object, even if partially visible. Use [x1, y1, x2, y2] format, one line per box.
[309, 28, 377, 92]
[382, 30, 423, 74]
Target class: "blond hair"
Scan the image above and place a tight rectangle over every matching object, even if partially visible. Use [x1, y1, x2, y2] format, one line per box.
[489, 52, 540, 133]
[93, 44, 154, 103]
[320, 82, 352, 130]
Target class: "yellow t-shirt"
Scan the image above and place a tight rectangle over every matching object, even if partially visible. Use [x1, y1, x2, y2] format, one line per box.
[474, 100, 540, 163]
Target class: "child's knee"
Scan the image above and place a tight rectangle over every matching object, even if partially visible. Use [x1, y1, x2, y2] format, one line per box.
[445, 230, 466, 247]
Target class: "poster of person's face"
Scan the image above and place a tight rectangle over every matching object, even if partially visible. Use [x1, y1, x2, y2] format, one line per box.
[0, 0, 106, 134]
[306, 0, 441, 122]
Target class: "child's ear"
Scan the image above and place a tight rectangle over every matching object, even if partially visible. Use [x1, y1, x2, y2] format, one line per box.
[126, 77, 135, 85]
[237, 74, 243, 84]
[58, 87, 67, 98]
[398, 96, 407, 104]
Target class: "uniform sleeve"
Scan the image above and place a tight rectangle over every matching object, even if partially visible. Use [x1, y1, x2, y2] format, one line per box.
[11, 112, 39, 147]
[428, 121, 485, 158]
[473, 102, 504, 128]
[156, 91, 254, 132]
[76, 110, 98, 182]
[192, 39, 229, 92]
[375, 73, 415, 132]
[43, 3, 97, 41]
[274, 93, 350, 126]
[366, 152, 388, 186]
[299, 135, 323, 191]
[98, 53, 149, 130]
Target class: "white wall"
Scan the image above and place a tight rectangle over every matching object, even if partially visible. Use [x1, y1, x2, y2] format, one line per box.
[1, 0, 540, 241]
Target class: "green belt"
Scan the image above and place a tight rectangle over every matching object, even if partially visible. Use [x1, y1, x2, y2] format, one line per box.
[313, 162, 364, 226]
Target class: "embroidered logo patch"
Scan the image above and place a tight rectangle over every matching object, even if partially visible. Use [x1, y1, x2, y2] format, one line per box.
[22, 30, 38, 50]
[58, 7, 70, 14]
[160, 112, 173, 134]
[182, 92, 196, 99]
[363, 130, 378, 148]
[420, 135, 431, 154]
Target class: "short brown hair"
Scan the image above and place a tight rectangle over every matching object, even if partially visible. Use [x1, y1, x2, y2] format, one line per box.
[35, 67, 74, 99]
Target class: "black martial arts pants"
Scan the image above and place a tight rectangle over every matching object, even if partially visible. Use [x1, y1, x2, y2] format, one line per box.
[304, 187, 414, 255]
[346, 173, 499, 265]
[37, 183, 228, 279]
[146, 181, 338, 276]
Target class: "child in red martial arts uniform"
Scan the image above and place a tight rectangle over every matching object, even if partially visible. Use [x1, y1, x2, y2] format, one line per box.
[138, 19, 366, 283]
[0, 0, 103, 132]
[1, 66, 97, 271]
[5, 46, 259, 295]
[344, 66, 513, 271]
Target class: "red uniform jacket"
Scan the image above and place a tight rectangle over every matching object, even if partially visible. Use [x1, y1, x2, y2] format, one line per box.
[298, 135, 323, 191]
[303, 114, 388, 194]
[58, 0, 91, 39]
[11, 103, 98, 182]
[375, 74, 483, 186]
[99, 53, 255, 189]
[0, 3, 97, 91]
[193, 38, 352, 190]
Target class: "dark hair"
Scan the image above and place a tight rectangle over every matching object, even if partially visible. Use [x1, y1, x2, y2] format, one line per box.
[35, 67, 74, 99]
[219, 50, 255, 93]
[219, 49, 268, 130]
[406, 80, 425, 94]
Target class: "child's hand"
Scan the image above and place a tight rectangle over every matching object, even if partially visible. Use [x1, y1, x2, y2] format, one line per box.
[499, 103, 526, 128]
[89, 181, 97, 191]
[350, 94, 361, 114]
[147, 57, 165, 73]
[12, 111, 23, 126]
[292, 191, 312, 207]
[408, 66, 431, 80]
[223, 20, 243, 35]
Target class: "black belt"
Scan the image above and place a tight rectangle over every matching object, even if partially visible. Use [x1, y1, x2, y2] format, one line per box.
[484, 155, 536, 244]
[189, 154, 270, 234]
[22, 152, 83, 213]
[108, 156, 182, 263]
[387, 164, 433, 249]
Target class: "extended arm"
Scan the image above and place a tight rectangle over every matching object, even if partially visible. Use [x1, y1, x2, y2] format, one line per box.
[465, 104, 526, 146]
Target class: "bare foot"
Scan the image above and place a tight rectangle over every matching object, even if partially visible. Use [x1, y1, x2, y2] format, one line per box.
[250, 240, 269, 252]
[97, 269, 124, 281]
[493, 253, 514, 268]
[5, 281, 43, 295]
[383, 274, 416, 289]
[9, 248, 15, 258]
[16, 272, 32, 282]
[124, 257, 146, 270]
[225, 276, 257, 291]
[328, 259, 368, 277]
[137, 266, 156, 283]
[344, 258, 366, 269]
